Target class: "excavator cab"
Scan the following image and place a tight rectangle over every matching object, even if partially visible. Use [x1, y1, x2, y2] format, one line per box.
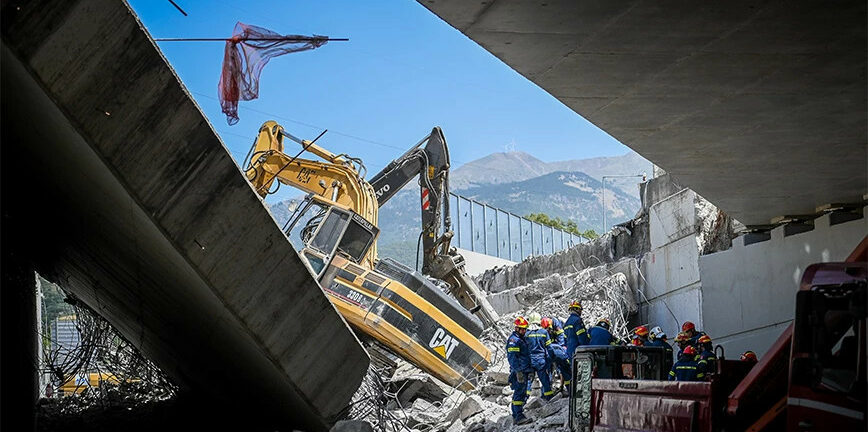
[284, 194, 379, 277]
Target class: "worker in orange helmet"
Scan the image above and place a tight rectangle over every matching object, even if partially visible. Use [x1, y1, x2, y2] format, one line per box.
[695, 335, 717, 376]
[668, 346, 706, 381]
[740, 351, 758, 364]
[674, 331, 692, 359]
[681, 321, 707, 347]
[630, 325, 650, 346]
[506, 316, 533, 425]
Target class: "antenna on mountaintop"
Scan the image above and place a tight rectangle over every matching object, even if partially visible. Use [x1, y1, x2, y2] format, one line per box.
[505, 140, 517, 153]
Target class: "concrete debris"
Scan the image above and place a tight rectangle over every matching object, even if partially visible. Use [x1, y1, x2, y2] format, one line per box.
[694, 192, 739, 255]
[539, 398, 568, 418]
[330, 420, 375, 432]
[524, 397, 543, 410]
[456, 395, 484, 421]
[484, 370, 510, 386]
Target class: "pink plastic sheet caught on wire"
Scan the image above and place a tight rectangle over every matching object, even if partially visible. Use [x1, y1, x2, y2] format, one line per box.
[218, 22, 328, 125]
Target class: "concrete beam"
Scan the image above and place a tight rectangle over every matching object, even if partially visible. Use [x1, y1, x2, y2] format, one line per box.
[1, 1, 368, 430]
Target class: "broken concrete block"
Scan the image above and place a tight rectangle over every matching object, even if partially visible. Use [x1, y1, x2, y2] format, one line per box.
[330, 420, 374, 432]
[481, 384, 503, 396]
[539, 415, 566, 428]
[539, 398, 568, 418]
[457, 395, 483, 421]
[412, 397, 436, 412]
[485, 370, 509, 385]
[525, 396, 542, 410]
[445, 419, 463, 432]
[392, 375, 449, 404]
[496, 396, 510, 406]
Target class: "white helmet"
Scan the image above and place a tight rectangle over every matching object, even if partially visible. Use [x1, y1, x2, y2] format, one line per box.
[651, 326, 666, 339]
[528, 312, 542, 326]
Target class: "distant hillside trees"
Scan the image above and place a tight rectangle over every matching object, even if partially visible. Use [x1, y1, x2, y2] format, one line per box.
[525, 212, 599, 240]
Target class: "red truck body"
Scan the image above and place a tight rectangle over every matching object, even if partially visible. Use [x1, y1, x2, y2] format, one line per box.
[574, 237, 867, 431]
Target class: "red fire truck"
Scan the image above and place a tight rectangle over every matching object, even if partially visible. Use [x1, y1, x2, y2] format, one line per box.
[569, 237, 866, 431]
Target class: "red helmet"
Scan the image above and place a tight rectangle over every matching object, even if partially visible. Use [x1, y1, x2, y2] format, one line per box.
[634, 325, 649, 337]
[569, 300, 583, 311]
[674, 332, 689, 342]
[682, 346, 697, 356]
[682, 321, 696, 332]
[630, 338, 643, 346]
[741, 351, 758, 362]
[697, 335, 712, 344]
[540, 317, 553, 329]
[514, 316, 529, 329]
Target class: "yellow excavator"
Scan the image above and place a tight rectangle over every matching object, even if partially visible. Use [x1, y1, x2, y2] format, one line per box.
[244, 121, 501, 389]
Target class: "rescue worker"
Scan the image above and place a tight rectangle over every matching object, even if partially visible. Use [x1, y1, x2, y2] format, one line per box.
[525, 313, 554, 400]
[647, 326, 674, 370]
[541, 317, 571, 393]
[740, 351, 758, 364]
[563, 300, 590, 357]
[588, 319, 616, 346]
[696, 335, 717, 376]
[674, 331, 691, 358]
[630, 325, 650, 346]
[668, 346, 706, 382]
[541, 316, 566, 347]
[681, 321, 707, 347]
[506, 317, 534, 425]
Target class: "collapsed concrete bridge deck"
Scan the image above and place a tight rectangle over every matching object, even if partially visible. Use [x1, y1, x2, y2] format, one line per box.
[1, 1, 368, 430]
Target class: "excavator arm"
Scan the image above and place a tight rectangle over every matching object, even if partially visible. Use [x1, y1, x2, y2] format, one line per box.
[370, 129, 502, 333]
[245, 121, 379, 266]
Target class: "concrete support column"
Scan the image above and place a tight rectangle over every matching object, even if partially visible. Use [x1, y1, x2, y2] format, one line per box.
[1, 242, 38, 431]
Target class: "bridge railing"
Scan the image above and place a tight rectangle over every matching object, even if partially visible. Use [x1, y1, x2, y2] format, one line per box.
[449, 192, 586, 262]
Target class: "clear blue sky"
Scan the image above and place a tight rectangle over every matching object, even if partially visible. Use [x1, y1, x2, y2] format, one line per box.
[129, 0, 630, 199]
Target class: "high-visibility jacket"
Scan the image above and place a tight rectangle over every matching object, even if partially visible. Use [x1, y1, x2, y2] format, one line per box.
[668, 358, 706, 381]
[698, 350, 717, 374]
[588, 326, 616, 346]
[506, 331, 532, 373]
[525, 328, 551, 370]
[548, 317, 566, 346]
[564, 312, 589, 356]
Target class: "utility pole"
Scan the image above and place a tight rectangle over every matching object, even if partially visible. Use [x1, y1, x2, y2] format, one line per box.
[602, 173, 647, 233]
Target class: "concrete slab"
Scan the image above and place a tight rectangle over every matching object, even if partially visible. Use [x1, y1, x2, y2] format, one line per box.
[1, 1, 368, 429]
[649, 189, 696, 250]
[419, 0, 868, 226]
[641, 235, 701, 300]
[699, 208, 866, 355]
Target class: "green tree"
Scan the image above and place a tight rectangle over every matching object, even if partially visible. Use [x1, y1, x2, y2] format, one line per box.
[525, 212, 585, 237]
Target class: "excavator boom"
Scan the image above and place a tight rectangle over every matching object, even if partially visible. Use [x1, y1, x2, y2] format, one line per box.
[370, 129, 502, 334]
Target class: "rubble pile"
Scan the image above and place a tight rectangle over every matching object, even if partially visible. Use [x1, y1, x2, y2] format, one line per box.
[489, 263, 639, 342]
[341, 260, 639, 432]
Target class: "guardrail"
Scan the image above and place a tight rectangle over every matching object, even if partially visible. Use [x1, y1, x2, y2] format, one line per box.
[449, 192, 586, 262]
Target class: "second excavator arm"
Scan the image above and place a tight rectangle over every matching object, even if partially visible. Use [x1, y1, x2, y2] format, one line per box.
[370, 128, 502, 334]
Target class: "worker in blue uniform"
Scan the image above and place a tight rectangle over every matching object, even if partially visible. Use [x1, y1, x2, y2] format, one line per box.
[695, 335, 716, 377]
[668, 346, 706, 381]
[563, 300, 590, 357]
[681, 321, 708, 347]
[525, 312, 554, 400]
[541, 316, 571, 393]
[648, 326, 674, 371]
[506, 316, 534, 425]
[587, 318, 617, 346]
[541, 316, 566, 346]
